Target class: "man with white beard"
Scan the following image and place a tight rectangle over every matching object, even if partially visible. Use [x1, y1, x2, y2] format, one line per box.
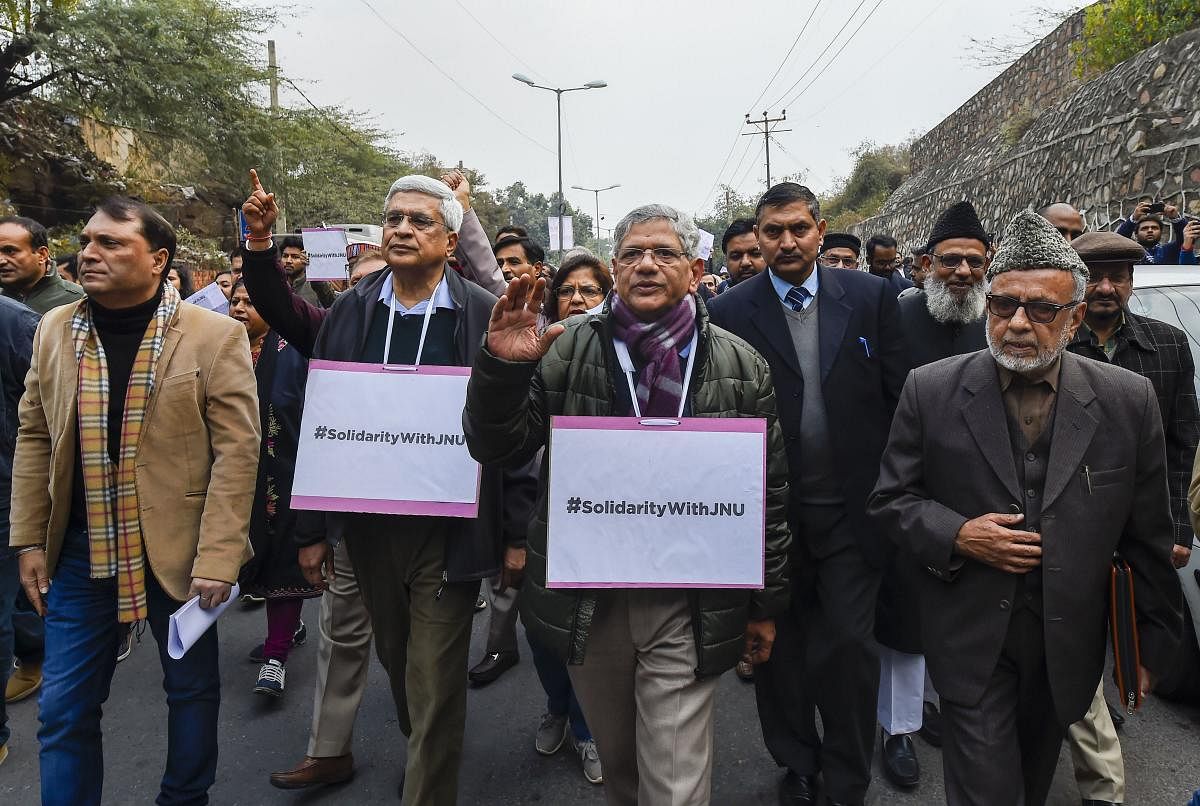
[874, 200, 992, 790]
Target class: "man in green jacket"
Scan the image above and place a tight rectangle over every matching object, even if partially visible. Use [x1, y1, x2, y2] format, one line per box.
[464, 203, 792, 806]
[0, 216, 85, 315]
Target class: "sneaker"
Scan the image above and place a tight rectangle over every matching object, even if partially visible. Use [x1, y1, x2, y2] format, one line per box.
[116, 622, 135, 663]
[5, 659, 42, 703]
[572, 736, 603, 784]
[254, 659, 286, 697]
[534, 712, 568, 756]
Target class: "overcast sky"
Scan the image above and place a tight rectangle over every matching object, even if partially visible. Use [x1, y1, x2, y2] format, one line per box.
[260, 0, 1082, 227]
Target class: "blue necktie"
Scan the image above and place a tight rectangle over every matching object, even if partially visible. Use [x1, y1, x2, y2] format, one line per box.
[785, 286, 812, 312]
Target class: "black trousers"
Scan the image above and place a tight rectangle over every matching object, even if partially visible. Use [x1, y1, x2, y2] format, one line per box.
[754, 504, 882, 804]
[940, 607, 1065, 806]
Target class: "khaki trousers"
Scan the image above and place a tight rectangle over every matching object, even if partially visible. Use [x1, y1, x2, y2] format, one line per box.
[567, 590, 720, 806]
[307, 539, 374, 758]
[1067, 680, 1125, 803]
[346, 526, 477, 806]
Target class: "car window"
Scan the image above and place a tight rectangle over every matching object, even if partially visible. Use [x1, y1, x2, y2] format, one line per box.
[1130, 285, 1200, 392]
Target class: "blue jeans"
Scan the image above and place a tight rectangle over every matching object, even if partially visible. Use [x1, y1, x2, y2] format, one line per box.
[0, 550, 19, 747]
[527, 631, 591, 742]
[38, 527, 221, 806]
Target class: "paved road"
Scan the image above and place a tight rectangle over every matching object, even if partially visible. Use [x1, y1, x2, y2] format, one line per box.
[3, 596, 1198, 804]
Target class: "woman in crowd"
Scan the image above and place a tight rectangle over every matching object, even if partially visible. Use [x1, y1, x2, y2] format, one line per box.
[228, 280, 323, 697]
[166, 264, 194, 298]
[522, 247, 611, 783]
[546, 248, 613, 323]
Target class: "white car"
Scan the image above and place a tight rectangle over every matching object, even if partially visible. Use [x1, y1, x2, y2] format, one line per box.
[1127, 264, 1200, 703]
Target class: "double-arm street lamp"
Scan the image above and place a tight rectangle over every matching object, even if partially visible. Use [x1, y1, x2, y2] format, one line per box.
[512, 73, 607, 262]
[571, 184, 620, 250]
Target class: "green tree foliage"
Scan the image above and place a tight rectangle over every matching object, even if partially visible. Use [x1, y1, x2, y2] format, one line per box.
[694, 185, 758, 267]
[1, 0, 271, 179]
[820, 141, 911, 232]
[1073, 0, 1200, 75]
[485, 181, 594, 258]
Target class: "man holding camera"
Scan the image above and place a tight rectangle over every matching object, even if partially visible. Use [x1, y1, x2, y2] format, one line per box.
[1116, 200, 1188, 264]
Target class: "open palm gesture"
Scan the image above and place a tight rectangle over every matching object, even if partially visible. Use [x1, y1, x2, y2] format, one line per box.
[487, 275, 564, 362]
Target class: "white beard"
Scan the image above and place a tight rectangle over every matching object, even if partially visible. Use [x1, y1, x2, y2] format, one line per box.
[986, 318, 1073, 374]
[924, 274, 985, 324]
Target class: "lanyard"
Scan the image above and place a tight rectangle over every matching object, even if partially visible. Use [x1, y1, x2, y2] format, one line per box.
[613, 330, 698, 420]
[382, 277, 442, 369]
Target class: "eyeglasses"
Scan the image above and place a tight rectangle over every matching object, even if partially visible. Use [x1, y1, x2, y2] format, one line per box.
[818, 255, 858, 268]
[932, 252, 988, 270]
[381, 212, 446, 232]
[985, 294, 1080, 324]
[615, 247, 686, 267]
[555, 284, 605, 300]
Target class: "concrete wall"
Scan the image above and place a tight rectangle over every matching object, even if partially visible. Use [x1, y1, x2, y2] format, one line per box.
[855, 20, 1200, 249]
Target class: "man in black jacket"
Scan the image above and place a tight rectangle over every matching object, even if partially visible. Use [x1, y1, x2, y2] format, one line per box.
[869, 212, 1181, 806]
[242, 171, 536, 806]
[874, 201, 992, 789]
[707, 183, 909, 806]
[1063, 228, 1200, 806]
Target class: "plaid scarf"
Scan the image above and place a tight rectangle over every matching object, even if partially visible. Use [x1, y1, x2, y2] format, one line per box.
[610, 293, 697, 417]
[72, 282, 181, 623]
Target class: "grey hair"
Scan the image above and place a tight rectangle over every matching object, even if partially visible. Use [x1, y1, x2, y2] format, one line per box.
[613, 204, 701, 259]
[985, 265, 1087, 302]
[383, 175, 464, 233]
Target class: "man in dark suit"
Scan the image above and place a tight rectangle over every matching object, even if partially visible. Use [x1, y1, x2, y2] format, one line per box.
[875, 200, 992, 790]
[707, 182, 909, 806]
[1062, 228, 1199, 806]
[868, 211, 1181, 806]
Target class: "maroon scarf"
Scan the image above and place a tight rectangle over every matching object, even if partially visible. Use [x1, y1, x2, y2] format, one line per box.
[610, 294, 697, 417]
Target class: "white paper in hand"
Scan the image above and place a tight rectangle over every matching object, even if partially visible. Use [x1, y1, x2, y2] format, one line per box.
[167, 583, 240, 660]
[184, 281, 230, 316]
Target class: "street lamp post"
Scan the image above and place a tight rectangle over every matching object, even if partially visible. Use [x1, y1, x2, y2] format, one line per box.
[571, 184, 620, 252]
[512, 73, 607, 263]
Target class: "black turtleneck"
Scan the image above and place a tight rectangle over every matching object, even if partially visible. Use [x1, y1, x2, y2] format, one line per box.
[70, 288, 162, 527]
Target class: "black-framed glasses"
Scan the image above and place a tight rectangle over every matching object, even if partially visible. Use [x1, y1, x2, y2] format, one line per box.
[931, 252, 988, 270]
[615, 247, 686, 267]
[555, 284, 605, 300]
[986, 294, 1080, 324]
[818, 255, 858, 268]
[381, 211, 446, 232]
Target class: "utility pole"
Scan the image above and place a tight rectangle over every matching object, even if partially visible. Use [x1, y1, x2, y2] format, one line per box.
[742, 110, 791, 189]
[267, 40, 286, 234]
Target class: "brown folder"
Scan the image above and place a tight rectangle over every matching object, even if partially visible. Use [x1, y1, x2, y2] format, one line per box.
[1110, 556, 1142, 715]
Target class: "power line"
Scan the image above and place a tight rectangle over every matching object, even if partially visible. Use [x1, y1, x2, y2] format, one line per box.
[452, 0, 545, 82]
[279, 77, 364, 149]
[807, 0, 948, 120]
[733, 142, 765, 190]
[357, 0, 554, 155]
[722, 137, 760, 199]
[746, 0, 825, 112]
[779, 0, 888, 110]
[766, 0, 869, 110]
[694, 123, 749, 212]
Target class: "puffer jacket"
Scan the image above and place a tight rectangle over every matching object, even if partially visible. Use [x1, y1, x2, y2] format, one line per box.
[463, 297, 791, 677]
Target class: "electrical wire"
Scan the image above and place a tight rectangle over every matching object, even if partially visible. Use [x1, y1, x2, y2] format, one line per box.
[452, 0, 546, 82]
[357, 0, 554, 155]
[279, 77, 364, 149]
[746, 0, 825, 113]
[694, 124, 749, 212]
[765, 0, 870, 111]
[778, 0, 888, 111]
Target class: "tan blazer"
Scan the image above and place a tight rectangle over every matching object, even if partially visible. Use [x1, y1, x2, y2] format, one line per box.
[10, 300, 261, 602]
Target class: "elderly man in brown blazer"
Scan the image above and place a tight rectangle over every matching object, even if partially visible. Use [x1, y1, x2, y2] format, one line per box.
[869, 211, 1181, 806]
[10, 197, 260, 806]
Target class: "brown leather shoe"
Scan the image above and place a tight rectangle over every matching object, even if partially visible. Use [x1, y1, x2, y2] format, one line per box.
[269, 754, 354, 790]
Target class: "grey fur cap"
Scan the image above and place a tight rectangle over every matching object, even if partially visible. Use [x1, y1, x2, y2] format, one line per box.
[986, 211, 1089, 281]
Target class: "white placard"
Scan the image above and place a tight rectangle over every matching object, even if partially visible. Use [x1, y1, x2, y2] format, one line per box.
[301, 227, 350, 281]
[291, 361, 480, 517]
[546, 417, 766, 588]
[548, 216, 574, 251]
[184, 281, 229, 315]
[697, 228, 716, 260]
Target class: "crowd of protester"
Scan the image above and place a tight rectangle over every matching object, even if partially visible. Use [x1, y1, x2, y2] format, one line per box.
[0, 171, 1196, 806]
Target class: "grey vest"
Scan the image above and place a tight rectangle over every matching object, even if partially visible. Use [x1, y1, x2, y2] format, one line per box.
[784, 298, 842, 505]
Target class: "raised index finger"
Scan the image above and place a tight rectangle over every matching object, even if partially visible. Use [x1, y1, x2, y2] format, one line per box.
[249, 168, 264, 194]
